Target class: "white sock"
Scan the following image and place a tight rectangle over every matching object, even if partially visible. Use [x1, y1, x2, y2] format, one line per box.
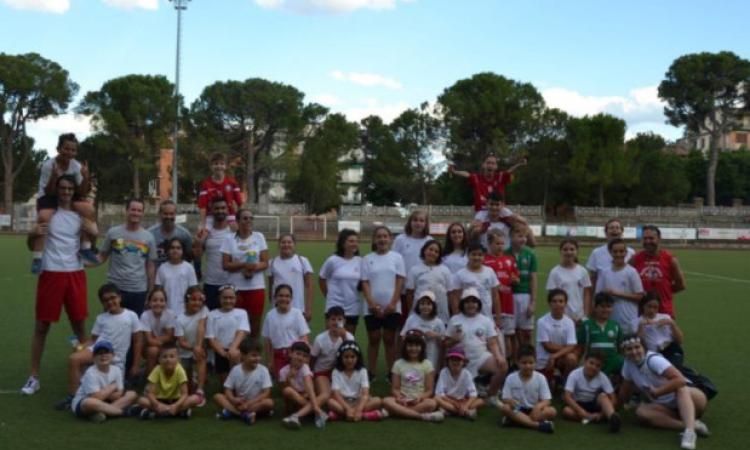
[32, 252, 42, 259]
[81, 241, 91, 250]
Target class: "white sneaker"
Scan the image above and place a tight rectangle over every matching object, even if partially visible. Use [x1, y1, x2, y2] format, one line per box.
[423, 411, 444, 422]
[314, 413, 327, 429]
[694, 420, 710, 437]
[379, 408, 389, 419]
[89, 412, 106, 424]
[681, 429, 697, 450]
[466, 409, 477, 421]
[20, 376, 40, 395]
[487, 396, 502, 409]
[282, 415, 301, 430]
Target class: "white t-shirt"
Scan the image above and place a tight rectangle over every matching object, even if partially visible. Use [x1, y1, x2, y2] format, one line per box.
[447, 313, 497, 363]
[401, 315, 445, 368]
[622, 352, 683, 406]
[634, 314, 675, 351]
[392, 234, 432, 276]
[267, 255, 314, 311]
[442, 251, 468, 274]
[361, 251, 406, 314]
[331, 367, 370, 399]
[564, 366, 614, 403]
[155, 261, 198, 314]
[310, 330, 355, 372]
[261, 308, 310, 349]
[586, 244, 636, 276]
[595, 266, 644, 334]
[71, 364, 123, 411]
[38, 157, 83, 197]
[474, 210, 512, 251]
[319, 255, 362, 316]
[501, 371, 552, 408]
[450, 267, 500, 319]
[546, 264, 592, 321]
[206, 308, 250, 348]
[220, 231, 268, 291]
[90, 309, 140, 368]
[202, 224, 232, 285]
[435, 367, 477, 399]
[42, 209, 83, 272]
[405, 262, 453, 323]
[535, 312, 577, 369]
[174, 306, 209, 359]
[224, 363, 273, 400]
[138, 309, 177, 337]
[278, 363, 313, 393]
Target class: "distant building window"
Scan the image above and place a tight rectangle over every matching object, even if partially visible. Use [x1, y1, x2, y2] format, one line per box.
[736, 133, 748, 145]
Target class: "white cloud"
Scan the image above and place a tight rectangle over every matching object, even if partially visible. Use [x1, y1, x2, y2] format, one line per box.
[340, 99, 410, 123]
[254, 0, 413, 14]
[541, 85, 682, 139]
[310, 93, 344, 107]
[2, 0, 69, 13]
[101, 0, 158, 10]
[330, 70, 403, 90]
[25, 114, 93, 155]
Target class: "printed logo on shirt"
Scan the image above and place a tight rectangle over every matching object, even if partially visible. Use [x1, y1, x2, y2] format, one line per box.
[607, 330, 615, 338]
[639, 262, 664, 282]
[111, 238, 149, 257]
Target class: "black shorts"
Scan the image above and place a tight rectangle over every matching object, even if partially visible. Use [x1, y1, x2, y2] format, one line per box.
[215, 351, 231, 374]
[345, 315, 360, 327]
[204, 284, 221, 311]
[579, 400, 601, 413]
[364, 313, 401, 331]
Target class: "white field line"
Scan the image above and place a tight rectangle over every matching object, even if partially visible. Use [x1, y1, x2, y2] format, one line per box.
[683, 271, 750, 284]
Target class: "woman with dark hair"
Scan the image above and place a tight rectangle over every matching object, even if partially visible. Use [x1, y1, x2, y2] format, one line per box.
[319, 229, 362, 334]
[442, 222, 468, 274]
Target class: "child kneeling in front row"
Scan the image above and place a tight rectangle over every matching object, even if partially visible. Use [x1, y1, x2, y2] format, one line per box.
[280, 341, 328, 429]
[499, 345, 556, 433]
[71, 340, 137, 423]
[563, 352, 621, 432]
[435, 347, 484, 420]
[328, 340, 387, 422]
[214, 338, 274, 425]
[137, 343, 200, 419]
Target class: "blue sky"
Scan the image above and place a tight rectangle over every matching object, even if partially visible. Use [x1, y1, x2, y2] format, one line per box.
[2, 0, 749, 154]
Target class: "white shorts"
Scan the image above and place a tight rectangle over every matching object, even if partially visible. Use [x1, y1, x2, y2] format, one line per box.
[513, 294, 534, 331]
[466, 351, 492, 377]
[501, 314, 516, 335]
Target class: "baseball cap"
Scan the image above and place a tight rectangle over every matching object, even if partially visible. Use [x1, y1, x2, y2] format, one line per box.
[416, 290, 436, 303]
[93, 340, 114, 354]
[461, 287, 480, 300]
[446, 347, 467, 361]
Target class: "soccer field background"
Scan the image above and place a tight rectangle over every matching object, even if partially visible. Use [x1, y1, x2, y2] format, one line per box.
[0, 235, 747, 449]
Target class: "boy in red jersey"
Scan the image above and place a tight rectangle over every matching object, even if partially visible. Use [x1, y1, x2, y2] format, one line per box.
[448, 153, 526, 212]
[198, 152, 243, 230]
[483, 229, 520, 360]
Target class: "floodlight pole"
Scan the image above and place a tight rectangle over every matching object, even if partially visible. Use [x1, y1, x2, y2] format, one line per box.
[170, 0, 190, 203]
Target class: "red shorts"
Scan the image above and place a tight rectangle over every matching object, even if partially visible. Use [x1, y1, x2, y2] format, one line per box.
[236, 289, 265, 318]
[273, 348, 290, 379]
[36, 270, 87, 322]
[314, 370, 332, 379]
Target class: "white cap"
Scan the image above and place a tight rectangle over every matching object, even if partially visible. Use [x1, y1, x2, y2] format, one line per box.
[416, 290, 436, 303]
[461, 287, 481, 300]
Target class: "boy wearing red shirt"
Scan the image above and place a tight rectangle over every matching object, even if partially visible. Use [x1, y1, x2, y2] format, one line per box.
[483, 229, 520, 360]
[449, 154, 526, 212]
[198, 152, 243, 229]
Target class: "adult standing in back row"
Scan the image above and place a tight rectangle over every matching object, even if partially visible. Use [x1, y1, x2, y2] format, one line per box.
[97, 198, 157, 316]
[194, 198, 232, 310]
[148, 200, 193, 270]
[586, 218, 635, 288]
[631, 225, 686, 318]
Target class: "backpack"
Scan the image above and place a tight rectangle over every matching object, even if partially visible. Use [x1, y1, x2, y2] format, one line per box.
[645, 352, 718, 401]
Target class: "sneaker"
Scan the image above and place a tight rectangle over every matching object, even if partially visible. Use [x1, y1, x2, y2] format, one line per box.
[379, 408, 389, 419]
[466, 409, 477, 421]
[79, 248, 100, 266]
[139, 409, 155, 420]
[54, 395, 73, 411]
[195, 390, 206, 408]
[681, 429, 697, 450]
[608, 413, 622, 433]
[487, 396, 501, 408]
[88, 412, 107, 424]
[538, 420, 555, 434]
[499, 416, 513, 428]
[314, 412, 327, 429]
[423, 411, 444, 423]
[282, 415, 301, 430]
[124, 405, 142, 417]
[20, 376, 40, 395]
[30, 258, 42, 275]
[241, 412, 256, 426]
[216, 409, 233, 420]
[694, 420, 710, 438]
[180, 409, 192, 419]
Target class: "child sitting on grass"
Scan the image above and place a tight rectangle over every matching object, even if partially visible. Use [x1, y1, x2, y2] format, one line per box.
[562, 352, 621, 432]
[327, 340, 386, 422]
[206, 285, 250, 384]
[280, 341, 327, 430]
[499, 345, 556, 433]
[137, 343, 200, 419]
[71, 340, 137, 423]
[214, 338, 274, 425]
[434, 347, 484, 420]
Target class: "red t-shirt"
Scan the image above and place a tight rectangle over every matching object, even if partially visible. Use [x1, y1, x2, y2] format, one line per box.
[467, 171, 512, 212]
[631, 250, 676, 317]
[483, 254, 518, 315]
[197, 176, 242, 214]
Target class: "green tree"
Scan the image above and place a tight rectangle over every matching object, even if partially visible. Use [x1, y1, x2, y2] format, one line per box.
[715, 150, 750, 205]
[684, 150, 707, 201]
[0, 134, 46, 203]
[191, 78, 326, 204]
[77, 134, 134, 205]
[658, 51, 750, 206]
[289, 114, 359, 214]
[623, 133, 689, 206]
[437, 72, 545, 168]
[77, 74, 176, 198]
[0, 52, 78, 217]
[359, 115, 411, 205]
[566, 113, 627, 207]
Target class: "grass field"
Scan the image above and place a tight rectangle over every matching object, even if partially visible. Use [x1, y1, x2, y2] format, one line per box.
[1, 235, 748, 449]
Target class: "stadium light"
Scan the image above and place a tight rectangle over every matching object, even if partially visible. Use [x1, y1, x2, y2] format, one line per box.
[170, 0, 190, 203]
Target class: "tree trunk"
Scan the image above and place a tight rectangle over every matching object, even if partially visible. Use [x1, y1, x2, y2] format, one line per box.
[598, 183, 605, 207]
[133, 163, 141, 198]
[245, 135, 255, 205]
[706, 131, 720, 207]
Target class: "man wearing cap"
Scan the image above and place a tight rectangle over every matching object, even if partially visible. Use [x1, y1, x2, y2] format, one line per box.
[630, 225, 686, 318]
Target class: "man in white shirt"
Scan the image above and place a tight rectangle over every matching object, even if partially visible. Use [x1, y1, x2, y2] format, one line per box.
[194, 198, 232, 310]
[586, 218, 635, 287]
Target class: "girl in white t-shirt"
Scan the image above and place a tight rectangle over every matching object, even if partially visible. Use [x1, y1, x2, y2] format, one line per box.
[393, 210, 432, 314]
[262, 284, 311, 379]
[435, 347, 483, 420]
[175, 286, 208, 406]
[442, 222, 468, 274]
[635, 293, 684, 354]
[139, 288, 177, 375]
[267, 234, 314, 321]
[449, 242, 501, 328]
[327, 341, 386, 422]
[206, 285, 250, 384]
[595, 239, 645, 334]
[546, 239, 592, 323]
[405, 240, 453, 323]
[401, 291, 445, 370]
[319, 229, 362, 334]
[156, 237, 199, 315]
[362, 226, 406, 380]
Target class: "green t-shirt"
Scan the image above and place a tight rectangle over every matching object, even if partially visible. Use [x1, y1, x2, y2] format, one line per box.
[505, 246, 537, 294]
[577, 318, 623, 376]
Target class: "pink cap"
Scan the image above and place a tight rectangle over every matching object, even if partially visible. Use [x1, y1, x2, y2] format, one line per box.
[446, 346, 466, 361]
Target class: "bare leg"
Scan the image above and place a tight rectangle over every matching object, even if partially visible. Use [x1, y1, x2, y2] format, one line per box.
[635, 403, 684, 430]
[67, 349, 93, 394]
[367, 328, 382, 375]
[597, 393, 615, 417]
[32, 209, 53, 253]
[30, 321, 51, 377]
[214, 393, 241, 415]
[500, 404, 540, 429]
